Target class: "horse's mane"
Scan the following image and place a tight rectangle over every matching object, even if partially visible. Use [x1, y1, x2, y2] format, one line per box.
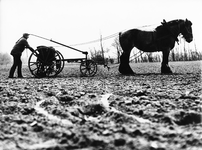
[155, 19, 184, 31]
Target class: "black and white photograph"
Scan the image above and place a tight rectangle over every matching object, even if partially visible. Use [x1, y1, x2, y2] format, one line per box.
[0, 0, 201, 149]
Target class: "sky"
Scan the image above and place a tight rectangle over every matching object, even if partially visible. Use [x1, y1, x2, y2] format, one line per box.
[0, 0, 202, 59]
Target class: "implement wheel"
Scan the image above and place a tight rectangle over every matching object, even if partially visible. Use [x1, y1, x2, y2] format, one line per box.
[80, 60, 97, 77]
[28, 46, 64, 78]
[55, 50, 65, 74]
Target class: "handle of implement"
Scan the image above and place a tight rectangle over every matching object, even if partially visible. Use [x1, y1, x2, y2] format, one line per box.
[30, 34, 88, 55]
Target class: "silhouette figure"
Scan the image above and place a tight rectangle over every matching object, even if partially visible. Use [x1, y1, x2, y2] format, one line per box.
[9, 33, 34, 78]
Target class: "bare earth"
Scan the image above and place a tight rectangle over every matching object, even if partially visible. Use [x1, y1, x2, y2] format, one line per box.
[0, 61, 201, 150]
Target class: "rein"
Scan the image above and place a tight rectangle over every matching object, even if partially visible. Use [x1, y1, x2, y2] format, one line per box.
[104, 51, 145, 71]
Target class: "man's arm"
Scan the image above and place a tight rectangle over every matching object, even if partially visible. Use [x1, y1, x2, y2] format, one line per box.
[24, 39, 35, 52]
[27, 46, 35, 52]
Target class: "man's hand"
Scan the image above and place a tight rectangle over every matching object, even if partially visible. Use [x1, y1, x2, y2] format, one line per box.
[29, 47, 35, 53]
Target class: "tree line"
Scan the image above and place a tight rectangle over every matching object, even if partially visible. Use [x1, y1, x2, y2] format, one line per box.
[132, 44, 202, 63]
[1, 37, 201, 66]
[0, 53, 12, 65]
[91, 37, 202, 64]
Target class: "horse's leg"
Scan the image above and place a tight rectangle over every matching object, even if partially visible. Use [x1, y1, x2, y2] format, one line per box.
[161, 49, 173, 74]
[118, 31, 135, 75]
[119, 50, 134, 75]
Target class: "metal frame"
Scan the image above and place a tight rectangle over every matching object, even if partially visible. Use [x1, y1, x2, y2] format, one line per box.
[28, 34, 97, 77]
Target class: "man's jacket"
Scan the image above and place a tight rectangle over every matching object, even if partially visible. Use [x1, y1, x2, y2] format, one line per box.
[11, 37, 31, 56]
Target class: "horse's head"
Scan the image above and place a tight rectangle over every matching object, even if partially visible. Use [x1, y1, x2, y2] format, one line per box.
[180, 19, 193, 43]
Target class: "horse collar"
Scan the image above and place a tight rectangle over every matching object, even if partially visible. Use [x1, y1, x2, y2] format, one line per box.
[161, 19, 179, 44]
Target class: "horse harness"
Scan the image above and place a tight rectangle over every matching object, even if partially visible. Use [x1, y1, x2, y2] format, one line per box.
[161, 19, 180, 44]
[150, 19, 182, 51]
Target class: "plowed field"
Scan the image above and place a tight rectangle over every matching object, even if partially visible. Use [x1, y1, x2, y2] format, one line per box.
[0, 61, 201, 150]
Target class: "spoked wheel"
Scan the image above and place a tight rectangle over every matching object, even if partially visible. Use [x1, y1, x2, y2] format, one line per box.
[80, 60, 97, 77]
[28, 46, 64, 78]
[55, 50, 65, 74]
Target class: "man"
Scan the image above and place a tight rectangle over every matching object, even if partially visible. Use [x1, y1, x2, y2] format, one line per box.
[8, 33, 34, 78]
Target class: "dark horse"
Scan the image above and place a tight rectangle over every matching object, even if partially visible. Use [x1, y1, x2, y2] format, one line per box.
[119, 19, 193, 75]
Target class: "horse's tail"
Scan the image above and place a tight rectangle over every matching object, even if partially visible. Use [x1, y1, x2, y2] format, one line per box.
[119, 32, 122, 39]
[118, 32, 122, 45]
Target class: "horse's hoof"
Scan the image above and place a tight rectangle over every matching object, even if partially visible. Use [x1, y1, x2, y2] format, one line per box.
[119, 68, 135, 75]
[121, 72, 136, 76]
[161, 70, 173, 74]
[119, 69, 135, 75]
[161, 66, 173, 74]
[161, 72, 173, 75]
[125, 72, 136, 76]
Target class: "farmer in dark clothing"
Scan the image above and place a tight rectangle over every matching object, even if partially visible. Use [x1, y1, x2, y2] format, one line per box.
[8, 33, 34, 78]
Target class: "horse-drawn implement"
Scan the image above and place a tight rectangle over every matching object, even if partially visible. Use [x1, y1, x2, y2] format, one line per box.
[28, 19, 193, 77]
[28, 35, 97, 78]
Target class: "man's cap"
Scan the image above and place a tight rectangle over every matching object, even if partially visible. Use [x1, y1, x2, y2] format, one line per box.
[23, 33, 29, 37]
